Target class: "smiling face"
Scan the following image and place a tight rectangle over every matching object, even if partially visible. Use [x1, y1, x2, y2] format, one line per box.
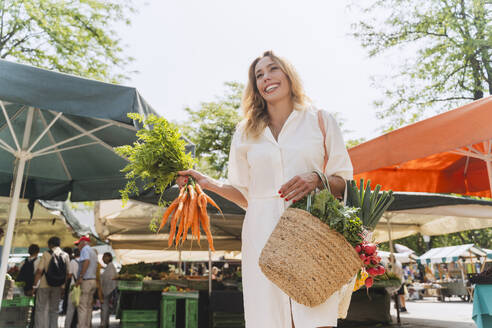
[254, 56, 291, 104]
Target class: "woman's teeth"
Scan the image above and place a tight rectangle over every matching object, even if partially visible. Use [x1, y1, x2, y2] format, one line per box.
[265, 84, 279, 93]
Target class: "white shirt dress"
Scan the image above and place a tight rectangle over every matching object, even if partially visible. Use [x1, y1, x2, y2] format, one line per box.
[228, 107, 354, 328]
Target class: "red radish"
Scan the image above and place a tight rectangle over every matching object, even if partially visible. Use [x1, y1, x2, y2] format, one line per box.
[367, 267, 378, 276]
[376, 266, 386, 275]
[355, 245, 362, 253]
[365, 276, 373, 288]
[364, 244, 377, 255]
[370, 258, 378, 265]
[364, 258, 371, 265]
[359, 254, 366, 261]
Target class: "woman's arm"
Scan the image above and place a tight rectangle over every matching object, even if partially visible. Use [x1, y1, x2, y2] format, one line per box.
[177, 169, 248, 208]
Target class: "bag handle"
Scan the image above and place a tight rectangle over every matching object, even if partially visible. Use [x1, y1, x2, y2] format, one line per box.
[306, 169, 331, 212]
[317, 110, 345, 202]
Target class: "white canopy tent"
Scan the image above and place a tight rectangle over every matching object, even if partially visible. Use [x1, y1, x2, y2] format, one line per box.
[417, 244, 487, 264]
[373, 194, 492, 243]
[378, 250, 416, 264]
[114, 249, 233, 266]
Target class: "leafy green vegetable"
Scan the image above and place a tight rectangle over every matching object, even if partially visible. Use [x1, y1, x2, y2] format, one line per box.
[115, 113, 194, 206]
[291, 190, 364, 247]
[346, 179, 395, 230]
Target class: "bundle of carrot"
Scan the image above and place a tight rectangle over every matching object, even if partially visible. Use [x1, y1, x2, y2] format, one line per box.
[158, 177, 222, 251]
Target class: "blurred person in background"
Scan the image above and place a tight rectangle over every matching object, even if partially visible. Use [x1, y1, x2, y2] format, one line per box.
[65, 248, 80, 328]
[100, 252, 117, 328]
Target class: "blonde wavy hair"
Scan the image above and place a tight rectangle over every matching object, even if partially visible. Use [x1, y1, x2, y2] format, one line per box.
[242, 51, 310, 138]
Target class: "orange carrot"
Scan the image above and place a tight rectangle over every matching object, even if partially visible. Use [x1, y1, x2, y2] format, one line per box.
[195, 183, 204, 196]
[175, 192, 190, 247]
[182, 185, 197, 245]
[205, 194, 223, 215]
[168, 191, 188, 247]
[198, 194, 215, 251]
[195, 193, 207, 246]
[158, 197, 179, 232]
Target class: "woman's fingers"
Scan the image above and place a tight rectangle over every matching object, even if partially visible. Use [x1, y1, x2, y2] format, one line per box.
[279, 173, 319, 202]
[175, 175, 189, 188]
[177, 169, 210, 190]
[284, 182, 310, 202]
[278, 176, 299, 197]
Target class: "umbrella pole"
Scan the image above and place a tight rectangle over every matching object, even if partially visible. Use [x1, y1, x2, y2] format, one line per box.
[386, 215, 395, 253]
[0, 157, 27, 308]
[486, 156, 492, 196]
[208, 247, 212, 296]
[0, 107, 34, 309]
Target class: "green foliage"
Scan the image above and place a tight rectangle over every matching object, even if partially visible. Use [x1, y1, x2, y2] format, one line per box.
[115, 113, 194, 206]
[345, 137, 366, 149]
[180, 82, 243, 179]
[0, 0, 135, 82]
[346, 179, 395, 229]
[351, 0, 492, 131]
[291, 190, 364, 246]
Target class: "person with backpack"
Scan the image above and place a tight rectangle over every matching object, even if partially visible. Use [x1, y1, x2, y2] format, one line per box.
[33, 236, 70, 328]
[74, 235, 98, 328]
[17, 244, 40, 296]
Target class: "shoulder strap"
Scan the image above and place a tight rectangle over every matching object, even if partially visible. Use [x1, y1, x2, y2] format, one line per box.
[317, 110, 328, 172]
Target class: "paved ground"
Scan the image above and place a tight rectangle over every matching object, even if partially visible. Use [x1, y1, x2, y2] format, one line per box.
[55, 297, 476, 327]
[343, 296, 476, 328]
[58, 309, 120, 327]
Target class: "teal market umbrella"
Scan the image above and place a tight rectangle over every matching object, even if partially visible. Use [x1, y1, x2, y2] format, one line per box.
[0, 59, 157, 306]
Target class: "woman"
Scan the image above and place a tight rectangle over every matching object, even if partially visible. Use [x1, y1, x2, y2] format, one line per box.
[178, 51, 353, 328]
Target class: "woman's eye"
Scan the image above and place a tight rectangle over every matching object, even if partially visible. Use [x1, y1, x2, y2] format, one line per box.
[270, 66, 278, 71]
[256, 73, 263, 79]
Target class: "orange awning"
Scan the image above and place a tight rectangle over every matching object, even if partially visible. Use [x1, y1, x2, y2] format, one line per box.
[349, 97, 492, 197]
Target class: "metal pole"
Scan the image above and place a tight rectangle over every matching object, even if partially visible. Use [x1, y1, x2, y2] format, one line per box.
[0, 107, 33, 309]
[386, 215, 395, 254]
[208, 248, 212, 296]
[0, 157, 27, 308]
[486, 158, 492, 196]
[178, 250, 182, 275]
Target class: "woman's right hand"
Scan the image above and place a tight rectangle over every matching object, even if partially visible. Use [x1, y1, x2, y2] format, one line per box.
[176, 169, 211, 190]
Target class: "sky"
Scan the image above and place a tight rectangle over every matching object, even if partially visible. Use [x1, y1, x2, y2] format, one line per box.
[118, 0, 391, 141]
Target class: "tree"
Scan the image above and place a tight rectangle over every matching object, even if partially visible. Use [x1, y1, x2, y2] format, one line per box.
[0, 0, 135, 82]
[351, 0, 492, 131]
[180, 82, 243, 179]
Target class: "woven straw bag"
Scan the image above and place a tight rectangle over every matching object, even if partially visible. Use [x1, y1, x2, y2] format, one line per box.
[258, 207, 361, 307]
[258, 110, 361, 307]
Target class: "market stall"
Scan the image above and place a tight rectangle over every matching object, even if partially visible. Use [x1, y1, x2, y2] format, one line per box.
[95, 190, 246, 328]
[415, 244, 487, 301]
[349, 96, 492, 198]
[0, 59, 158, 307]
[372, 192, 492, 243]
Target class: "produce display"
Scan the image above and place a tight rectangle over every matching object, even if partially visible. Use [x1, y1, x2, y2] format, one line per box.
[291, 178, 394, 291]
[115, 113, 221, 250]
[115, 273, 144, 281]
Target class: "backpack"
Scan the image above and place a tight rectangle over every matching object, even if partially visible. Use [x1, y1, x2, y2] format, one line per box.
[16, 257, 35, 291]
[45, 250, 67, 287]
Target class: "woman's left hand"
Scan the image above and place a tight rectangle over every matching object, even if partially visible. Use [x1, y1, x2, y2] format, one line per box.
[278, 172, 320, 202]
